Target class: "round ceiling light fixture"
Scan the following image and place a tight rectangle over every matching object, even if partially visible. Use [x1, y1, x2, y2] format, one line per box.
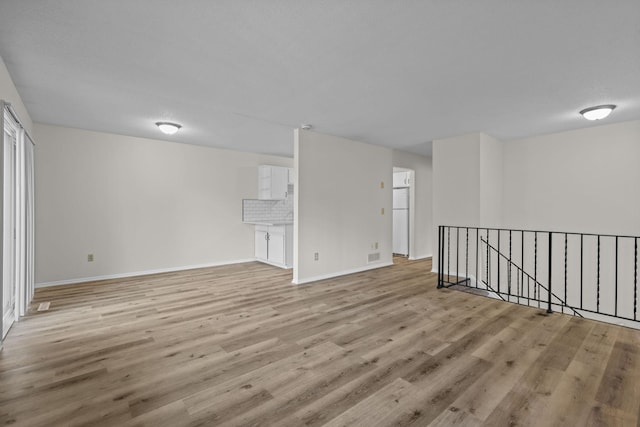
[579, 104, 616, 121]
[301, 124, 312, 130]
[156, 121, 182, 135]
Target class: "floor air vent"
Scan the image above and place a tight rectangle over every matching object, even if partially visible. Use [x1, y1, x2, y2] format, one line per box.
[368, 252, 380, 263]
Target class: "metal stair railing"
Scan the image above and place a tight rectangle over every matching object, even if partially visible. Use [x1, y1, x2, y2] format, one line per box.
[479, 237, 582, 317]
[437, 225, 639, 327]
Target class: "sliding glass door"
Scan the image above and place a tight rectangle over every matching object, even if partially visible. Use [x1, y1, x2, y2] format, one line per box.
[1, 102, 34, 344]
[2, 114, 17, 339]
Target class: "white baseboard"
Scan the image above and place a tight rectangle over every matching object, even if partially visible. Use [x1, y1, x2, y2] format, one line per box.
[292, 261, 394, 285]
[35, 258, 255, 288]
[409, 253, 432, 261]
[255, 259, 293, 270]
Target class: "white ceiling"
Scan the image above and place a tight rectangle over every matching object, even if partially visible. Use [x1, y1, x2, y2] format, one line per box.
[0, 1, 638, 157]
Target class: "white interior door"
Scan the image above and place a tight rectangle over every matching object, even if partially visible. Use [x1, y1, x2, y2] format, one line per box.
[2, 123, 16, 339]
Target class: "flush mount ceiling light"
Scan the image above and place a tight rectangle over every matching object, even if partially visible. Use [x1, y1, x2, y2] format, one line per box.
[579, 105, 616, 121]
[301, 124, 312, 130]
[155, 122, 182, 135]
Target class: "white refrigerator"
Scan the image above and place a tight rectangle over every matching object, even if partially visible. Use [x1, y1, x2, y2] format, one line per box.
[393, 188, 409, 256]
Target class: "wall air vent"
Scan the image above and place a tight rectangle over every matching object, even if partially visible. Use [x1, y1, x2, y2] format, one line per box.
[368, 252, 380, 263]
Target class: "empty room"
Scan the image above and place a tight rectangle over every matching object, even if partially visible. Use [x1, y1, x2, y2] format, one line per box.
[1, 1, 639, 426]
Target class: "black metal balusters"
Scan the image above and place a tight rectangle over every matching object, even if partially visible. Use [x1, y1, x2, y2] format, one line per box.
[564, 233, 568, 314]
[580, 234, 583, 310]
[475, 228, 479, 288]
[547, 232, 552, 314]
[597, 235, 601, 313]
[615, 236, 619, 317]
[521, 231, 524, 305]
[508, 231, 512, 297]
[534, 232, 538, 308]
[456, 227, 459, 283]
[447, 227, 450, 283]
[436, 226, 639, 326]
[497, 230, 501, 294]
[486, 229, 490, 285]
[465, 228, 469, 283]
[635, 237, 638, 321]
[437, 226, 443, 288]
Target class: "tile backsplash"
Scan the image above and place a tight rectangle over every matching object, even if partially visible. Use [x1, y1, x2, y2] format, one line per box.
[242, 196, 293, 223]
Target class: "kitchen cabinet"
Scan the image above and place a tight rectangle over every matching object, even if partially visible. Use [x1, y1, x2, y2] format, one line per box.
[267, 228, 286, 265]
[255, 226, 269, 261]
[393, 171, 410, 188]
[254, 224, 293, 268]
[259, 165, 290, 200]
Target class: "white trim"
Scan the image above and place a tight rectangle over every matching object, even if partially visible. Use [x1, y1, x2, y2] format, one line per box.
[35, 258, 255, 288]
[292, 261, 393, 285]
[255, 259, 292, 270]
[409, 253, 432, 261]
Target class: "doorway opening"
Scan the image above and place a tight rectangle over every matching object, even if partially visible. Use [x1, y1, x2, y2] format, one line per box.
[392, 167, 414, 263]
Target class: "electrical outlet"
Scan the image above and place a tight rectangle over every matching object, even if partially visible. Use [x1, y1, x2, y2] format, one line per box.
[381, 208, 385, 215]
[87, 254, 94, 262]
[375, 242, 378, 249]
[314, 252, 319, 261]
[380, 181, 384, 189]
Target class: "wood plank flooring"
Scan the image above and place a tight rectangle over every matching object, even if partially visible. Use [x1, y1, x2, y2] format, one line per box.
[1, 258, 639, 426]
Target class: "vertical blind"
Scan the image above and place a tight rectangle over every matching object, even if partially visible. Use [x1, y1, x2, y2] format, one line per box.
[1, 100, 35, 344]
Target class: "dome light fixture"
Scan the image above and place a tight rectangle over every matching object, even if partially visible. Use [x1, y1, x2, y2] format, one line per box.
[301, 124, 312, 130]
[579, 105, 616, 121]
[155, 121, 182, 135]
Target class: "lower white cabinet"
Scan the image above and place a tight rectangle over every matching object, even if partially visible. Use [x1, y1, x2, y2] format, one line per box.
[255, 224, 293, 268]
[255, 228, 269, 261]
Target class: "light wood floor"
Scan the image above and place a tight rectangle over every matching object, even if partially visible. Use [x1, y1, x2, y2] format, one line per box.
[1, 258, 639, 426]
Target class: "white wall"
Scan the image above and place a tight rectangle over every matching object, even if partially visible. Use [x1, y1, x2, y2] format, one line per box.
[500, 121, 640, 325]
[432, 133, 481, 232]
[434, 121, 640, 237]
[432, 120, 640, 288]
[392, 150, 433, 259]
[479, 133, 503, 227]
[294, 129, 393, 284]
[35, 124, 292, 285]
[503, 120, 640, 236]
[0, 55, 32, 135]
[432, 132, 505, 275]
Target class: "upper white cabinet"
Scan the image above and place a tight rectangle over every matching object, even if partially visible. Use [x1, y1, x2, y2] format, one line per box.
[259, 165, 291, 200]
[393, 171, 410, 188]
